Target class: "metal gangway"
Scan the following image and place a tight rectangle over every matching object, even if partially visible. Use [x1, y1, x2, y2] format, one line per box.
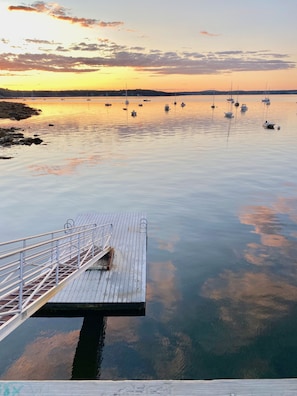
[0, 220, 113, 342]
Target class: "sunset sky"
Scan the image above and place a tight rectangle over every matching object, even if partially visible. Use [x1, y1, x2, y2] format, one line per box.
[1, 0, 296, 92]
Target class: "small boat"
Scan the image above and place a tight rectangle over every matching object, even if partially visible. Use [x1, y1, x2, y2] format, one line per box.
[263, 120, 275, 129]
[262, 87, 271, 104]
[240, 104, 248, 112]
[224, 111, 234, 118]
[262, 97, 270, 105]
[164, 104, 170, 111]
[131, 110, 137, 117]
[105, 103, 112, 107]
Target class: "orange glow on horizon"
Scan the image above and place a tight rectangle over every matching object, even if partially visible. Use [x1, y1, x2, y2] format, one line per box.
[1, 67, 297, 93]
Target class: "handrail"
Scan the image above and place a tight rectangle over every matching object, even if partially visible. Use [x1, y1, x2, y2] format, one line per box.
[0, 223, 96, 247]
[0, 224, 97, 260]
[0, 223, 113, 260]
[0, 221, 113, 320]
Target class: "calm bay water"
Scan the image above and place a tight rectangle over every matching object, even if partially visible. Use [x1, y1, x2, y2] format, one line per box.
[1, 95, 297, 380]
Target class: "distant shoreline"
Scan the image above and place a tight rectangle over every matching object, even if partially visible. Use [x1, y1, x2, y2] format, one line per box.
[0, 88, 297, 99]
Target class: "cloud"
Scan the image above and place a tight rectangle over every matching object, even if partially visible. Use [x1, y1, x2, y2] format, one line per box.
[25, 38, 59, 45]
[98, 21, 123, 28]
[8, 1, 123, 29]
[8, 5, 36, 12]
[0, 53, 98, 72]
[3, 3, 296, 77]
[0, 36, 295, 76]
[200, 30, 220, 37]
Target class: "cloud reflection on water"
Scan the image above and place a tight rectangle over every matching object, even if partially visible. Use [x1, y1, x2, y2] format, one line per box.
[28, 154, 102, 176]
[1, 330, 79, 380]
[201, 196, 297, 350]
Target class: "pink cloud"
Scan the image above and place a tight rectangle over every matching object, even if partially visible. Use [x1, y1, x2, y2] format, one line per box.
[8, 2, 123, 29]
[200, 30, 220, 37]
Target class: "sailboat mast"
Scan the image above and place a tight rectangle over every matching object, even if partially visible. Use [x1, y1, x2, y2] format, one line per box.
[125, 84, 129, 105]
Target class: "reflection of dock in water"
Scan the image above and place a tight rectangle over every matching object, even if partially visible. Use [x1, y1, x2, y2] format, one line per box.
[72, 314, 106, 380]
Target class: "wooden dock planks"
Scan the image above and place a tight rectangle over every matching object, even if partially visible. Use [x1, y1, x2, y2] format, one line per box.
[38, 212, 147, 316]
[2, 379, 297, 395]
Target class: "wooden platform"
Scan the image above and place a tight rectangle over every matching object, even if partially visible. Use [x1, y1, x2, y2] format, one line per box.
[1, 379, 297, 395]
[37, 212, 147, 317]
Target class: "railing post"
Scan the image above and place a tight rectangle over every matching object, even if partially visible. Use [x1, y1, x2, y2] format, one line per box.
[92, 226, 96, 257]
[18, 250, 24, 312]
[70, 232, 73, 259]
[77, 232, 81, 268]
[50, 232, 54, 264]
[55, 239, 60, 285]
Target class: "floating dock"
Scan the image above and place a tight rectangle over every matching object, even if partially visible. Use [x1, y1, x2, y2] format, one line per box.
[37, 212, 147, 317]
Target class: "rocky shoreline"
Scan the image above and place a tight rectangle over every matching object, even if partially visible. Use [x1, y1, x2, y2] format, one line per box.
[0, 101, 43, 159]
[0, 101, 41, 120]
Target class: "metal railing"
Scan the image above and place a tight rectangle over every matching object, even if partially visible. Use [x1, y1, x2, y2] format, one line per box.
[0, 222, 113, 322]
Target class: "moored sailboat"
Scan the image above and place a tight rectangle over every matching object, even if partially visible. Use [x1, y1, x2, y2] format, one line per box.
[211, 91, 216, 108]
[125, 85, 129, 106]
[226, 84, 234, 104]
[262, 85, 271, 105]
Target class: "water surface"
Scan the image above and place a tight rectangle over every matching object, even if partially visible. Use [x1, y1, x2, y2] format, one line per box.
[1, 95, 297, 380]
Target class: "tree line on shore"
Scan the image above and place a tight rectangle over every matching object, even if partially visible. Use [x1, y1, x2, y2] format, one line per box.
[0, 88, 297, 98]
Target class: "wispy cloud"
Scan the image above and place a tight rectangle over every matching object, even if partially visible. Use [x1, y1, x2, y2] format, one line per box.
[8, 1, 123, 28]
[200, 30, 220, 37]
[25, 38, 59, 45]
